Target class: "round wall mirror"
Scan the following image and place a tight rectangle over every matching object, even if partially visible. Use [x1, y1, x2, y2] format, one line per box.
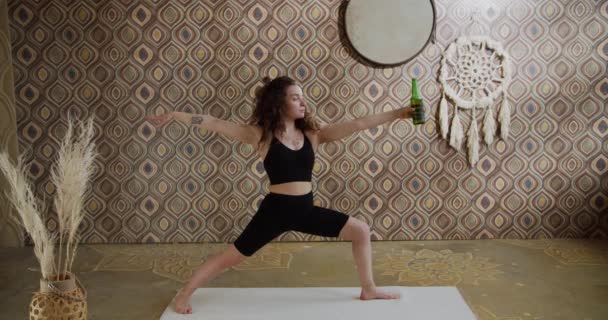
[345, 0, 436, 66]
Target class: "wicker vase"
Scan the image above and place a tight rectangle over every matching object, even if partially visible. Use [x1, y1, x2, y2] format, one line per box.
[29, 273, 87, 320]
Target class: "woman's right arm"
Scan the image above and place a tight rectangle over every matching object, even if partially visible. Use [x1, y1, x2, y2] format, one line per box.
[145, 112, 261, 146]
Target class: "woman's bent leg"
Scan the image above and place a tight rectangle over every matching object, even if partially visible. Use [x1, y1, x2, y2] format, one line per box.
[338, 216, 400, 300]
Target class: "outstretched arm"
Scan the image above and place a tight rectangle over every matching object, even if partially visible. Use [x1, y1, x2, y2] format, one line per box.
[317, 107, 413, 144]
[145, 112, 260, 145]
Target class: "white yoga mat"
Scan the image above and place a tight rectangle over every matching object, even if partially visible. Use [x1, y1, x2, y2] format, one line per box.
[160, 286, 477, 320]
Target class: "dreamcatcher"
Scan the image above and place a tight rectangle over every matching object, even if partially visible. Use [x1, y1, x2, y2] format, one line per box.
[438, 12, 511, 166]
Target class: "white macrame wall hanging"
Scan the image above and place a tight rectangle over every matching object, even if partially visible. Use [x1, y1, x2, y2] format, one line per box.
[438, 12, 511, 167]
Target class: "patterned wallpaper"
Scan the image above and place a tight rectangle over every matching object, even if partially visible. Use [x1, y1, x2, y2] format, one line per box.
[1, 0, 22, 246]
[7, 0, 608, 244]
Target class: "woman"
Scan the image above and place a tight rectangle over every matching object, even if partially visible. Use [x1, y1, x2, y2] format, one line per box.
[146, 76, 415, 314]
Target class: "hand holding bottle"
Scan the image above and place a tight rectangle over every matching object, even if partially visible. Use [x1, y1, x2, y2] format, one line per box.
[411, 78, 425, 125]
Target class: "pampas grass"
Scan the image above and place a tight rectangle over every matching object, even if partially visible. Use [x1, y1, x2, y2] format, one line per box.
[0, 153, 56, 279]
[0, 116, 97, 281]
[51, 115, 97, 280]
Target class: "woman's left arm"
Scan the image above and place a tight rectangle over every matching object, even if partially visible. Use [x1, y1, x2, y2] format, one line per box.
[317, 107, 413, 144]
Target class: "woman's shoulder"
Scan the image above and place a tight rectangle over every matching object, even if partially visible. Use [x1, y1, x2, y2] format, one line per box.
[304, 123, 327, 136]
[304, 125, 325, 147]
[303, 128, 318, 138]
[250, 124, 263, 135]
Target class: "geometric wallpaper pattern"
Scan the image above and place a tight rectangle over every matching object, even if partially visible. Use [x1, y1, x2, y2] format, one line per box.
[0, 0, 23, 246]
[7, 0, 608, 243]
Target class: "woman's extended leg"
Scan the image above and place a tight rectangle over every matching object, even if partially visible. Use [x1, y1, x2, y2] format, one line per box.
[174, 193, 286, 314]
[174, 244, 247, 314]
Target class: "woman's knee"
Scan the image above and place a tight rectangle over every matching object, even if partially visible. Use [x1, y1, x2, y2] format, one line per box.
[356, 221, 370, 240]
[339, 217, 370, 241]
[221, 244, 248, 267]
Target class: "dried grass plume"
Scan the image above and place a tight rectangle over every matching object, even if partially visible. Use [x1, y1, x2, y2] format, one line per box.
[0, 116, 97, 280]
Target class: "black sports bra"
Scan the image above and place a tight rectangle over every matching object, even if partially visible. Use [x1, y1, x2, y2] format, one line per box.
[263, 132, 314, 185]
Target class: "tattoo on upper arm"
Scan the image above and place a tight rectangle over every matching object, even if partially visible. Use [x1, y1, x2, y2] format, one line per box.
[191, 116, 203, 126]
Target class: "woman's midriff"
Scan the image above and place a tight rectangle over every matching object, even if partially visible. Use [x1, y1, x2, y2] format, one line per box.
[268, 181, 312, 195]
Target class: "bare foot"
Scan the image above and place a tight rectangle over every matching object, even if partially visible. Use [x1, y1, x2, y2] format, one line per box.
[360, 287, 401, 300]
[173, 288, 193, 314]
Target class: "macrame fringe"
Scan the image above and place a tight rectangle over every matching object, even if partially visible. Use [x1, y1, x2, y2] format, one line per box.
[499, 93, 510, 140]
[449, 108, 463, 151]
[483, 106, 495, 145]
[468, 108, 479, 166]
[439, 93, 449, 139]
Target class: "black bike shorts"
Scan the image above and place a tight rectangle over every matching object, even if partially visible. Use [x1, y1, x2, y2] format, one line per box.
[233, 191, 350, 257]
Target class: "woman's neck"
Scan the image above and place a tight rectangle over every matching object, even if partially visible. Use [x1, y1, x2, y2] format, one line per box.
[281, 120, 297, 135]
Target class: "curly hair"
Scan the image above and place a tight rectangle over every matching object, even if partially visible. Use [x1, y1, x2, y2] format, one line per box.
[249, 76, 320, 149]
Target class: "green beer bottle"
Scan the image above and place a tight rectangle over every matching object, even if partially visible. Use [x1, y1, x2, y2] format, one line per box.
[411, 78, 425, 125]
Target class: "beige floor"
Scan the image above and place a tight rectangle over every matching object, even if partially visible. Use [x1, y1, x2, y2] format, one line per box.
[1, 239, 607, 319]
